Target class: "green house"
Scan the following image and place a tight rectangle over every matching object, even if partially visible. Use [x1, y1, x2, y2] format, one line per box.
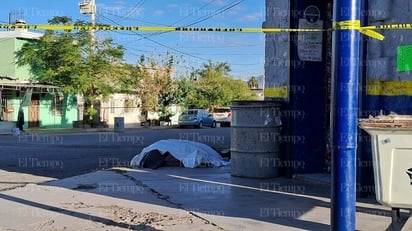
[0, 29, 78, 130]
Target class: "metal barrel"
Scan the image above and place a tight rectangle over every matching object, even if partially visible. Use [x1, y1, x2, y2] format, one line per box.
[230, 100, 282, 178]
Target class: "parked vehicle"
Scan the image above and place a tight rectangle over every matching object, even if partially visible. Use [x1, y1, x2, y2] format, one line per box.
[212, 107, 232, 126]
[178, 109, 216, 128]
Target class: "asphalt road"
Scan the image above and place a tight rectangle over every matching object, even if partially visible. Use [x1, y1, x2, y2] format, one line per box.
[0, 127, 230, 179]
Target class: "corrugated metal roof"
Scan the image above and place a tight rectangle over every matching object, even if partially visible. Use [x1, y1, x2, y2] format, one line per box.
[0, 30, 42, 40]
[0, 82, 59, 92]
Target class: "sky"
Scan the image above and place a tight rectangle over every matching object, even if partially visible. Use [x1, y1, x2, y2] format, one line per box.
[0, 0, 266, 80]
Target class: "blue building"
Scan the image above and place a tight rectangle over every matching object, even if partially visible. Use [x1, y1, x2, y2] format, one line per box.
[264, 0, 412, 194]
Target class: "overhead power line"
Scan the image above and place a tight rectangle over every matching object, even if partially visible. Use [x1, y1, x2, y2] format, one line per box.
[97, 13, 212, 62]
[93, 1, 261, 68]
[185, 0, 245, 27]
[170, 0, 216, 26]
[122, 0, 145, 20]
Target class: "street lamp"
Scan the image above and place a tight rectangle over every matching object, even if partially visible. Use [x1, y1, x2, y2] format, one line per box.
[79, 0, 95, 16]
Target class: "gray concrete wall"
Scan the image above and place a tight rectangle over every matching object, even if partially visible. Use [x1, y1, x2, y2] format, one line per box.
[264, 0, 291, 99]
[367, 0, 412, 82]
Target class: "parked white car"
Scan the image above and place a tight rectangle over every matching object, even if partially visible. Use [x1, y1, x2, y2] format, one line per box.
[212, 107, 231, 126]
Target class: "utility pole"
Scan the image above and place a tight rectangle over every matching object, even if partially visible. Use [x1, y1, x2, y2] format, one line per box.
[90, 0, 96, 48]
[79, 0, 97, 122]
[79, 0, 96, 51]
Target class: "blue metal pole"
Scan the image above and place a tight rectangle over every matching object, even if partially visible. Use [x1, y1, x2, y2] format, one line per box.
[331, 0, 360, 230]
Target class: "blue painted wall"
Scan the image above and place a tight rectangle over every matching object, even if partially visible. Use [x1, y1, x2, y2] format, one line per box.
[288, 0, 330, 174]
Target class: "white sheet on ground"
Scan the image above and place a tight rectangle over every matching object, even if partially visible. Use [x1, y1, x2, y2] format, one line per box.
[130, 139, 230, 168]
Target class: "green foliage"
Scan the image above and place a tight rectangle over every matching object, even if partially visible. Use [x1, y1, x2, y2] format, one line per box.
[134, 54, 175, 121]
[86, 107, 98, 119]
[15, 16, 126, 124]
[15, 16, 258, 125]
[117, 63, 143, 94]
[179, 61, 256, 109]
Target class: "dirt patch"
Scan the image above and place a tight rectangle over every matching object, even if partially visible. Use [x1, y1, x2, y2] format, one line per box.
[98, 205, 196, 230]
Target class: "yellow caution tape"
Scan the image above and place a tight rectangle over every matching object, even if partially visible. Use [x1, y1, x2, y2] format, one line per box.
[3, 21, 412, 41]
[333, 20, 385, 41]
[374, 23, 412, 30]
[333, 20, 361, 30]
[0, 23, 325, 33]
[0, 24, 178, 32]
[359, 28, 385, 41]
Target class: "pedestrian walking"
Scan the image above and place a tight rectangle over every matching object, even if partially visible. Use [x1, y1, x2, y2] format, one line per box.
[17, 108, 24, 132]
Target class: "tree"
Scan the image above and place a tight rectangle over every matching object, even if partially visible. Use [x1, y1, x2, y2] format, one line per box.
[135, 54, 174, 122]
[248, 76, 259, 89]
[183, 61, 256, 109]
[15, 16, 126, 126]
[198, 61, 231, 78]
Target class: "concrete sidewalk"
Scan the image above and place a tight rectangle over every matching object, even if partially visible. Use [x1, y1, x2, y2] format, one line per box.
[1, 166, 410, 230]
[0, 169, 220, 230]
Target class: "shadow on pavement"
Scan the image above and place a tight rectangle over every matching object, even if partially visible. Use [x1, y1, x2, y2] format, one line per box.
[38, 166, 391, 230]
[0, 192, 161, 231]
[0, 127, 397, 230]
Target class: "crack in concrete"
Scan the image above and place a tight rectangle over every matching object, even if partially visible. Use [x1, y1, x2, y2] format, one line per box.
[114, 170, 227, 231]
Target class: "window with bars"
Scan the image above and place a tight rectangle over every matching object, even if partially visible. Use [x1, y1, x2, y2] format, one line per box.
[52, 95, 63, 116]
[124, 99, 135, 113]
[110, 101, 115, 114]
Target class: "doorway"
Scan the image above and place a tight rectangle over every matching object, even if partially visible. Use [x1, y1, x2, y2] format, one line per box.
[28, 94, 40, 128]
